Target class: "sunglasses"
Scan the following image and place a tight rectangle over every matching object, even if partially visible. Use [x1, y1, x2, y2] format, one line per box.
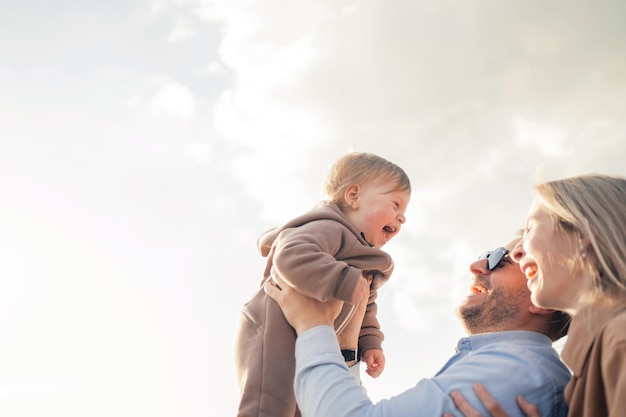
[478, 247, 510, 271]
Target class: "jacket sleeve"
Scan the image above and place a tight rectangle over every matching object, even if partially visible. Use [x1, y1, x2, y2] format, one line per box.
[358, 288, 383, 353]
[272, 221, 363, 304]
[603, 321, 626, 416]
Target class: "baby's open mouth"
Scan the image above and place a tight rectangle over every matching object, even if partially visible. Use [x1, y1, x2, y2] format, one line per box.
[382, 226, 396, 242]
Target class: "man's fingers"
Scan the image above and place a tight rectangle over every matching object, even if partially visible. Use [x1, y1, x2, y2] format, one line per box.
[516, 396, 541, 417]
[472, 383, 506, 415]
[269, 266, 287, 289]
[450, 391, 482, 417]
[264, 280, 282, 302]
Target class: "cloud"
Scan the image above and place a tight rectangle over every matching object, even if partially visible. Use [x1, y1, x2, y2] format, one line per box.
[209, 0, 626, 146]
[205, 0, 626, 229]
[151, 82, 196, 119]
[513, 115, 570, 158]
[167, 17, 195, 43]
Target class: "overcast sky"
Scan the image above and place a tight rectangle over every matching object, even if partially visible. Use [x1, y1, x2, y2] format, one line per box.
[1, 1, 625, 416]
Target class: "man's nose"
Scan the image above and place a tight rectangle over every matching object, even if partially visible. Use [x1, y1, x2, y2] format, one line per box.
[469, 258, 489, 275]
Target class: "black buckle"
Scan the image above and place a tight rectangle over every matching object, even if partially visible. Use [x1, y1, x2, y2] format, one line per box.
[341, 349, 358, 362]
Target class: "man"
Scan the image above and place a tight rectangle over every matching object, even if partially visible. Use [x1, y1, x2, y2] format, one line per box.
[264, 238, 571, 417]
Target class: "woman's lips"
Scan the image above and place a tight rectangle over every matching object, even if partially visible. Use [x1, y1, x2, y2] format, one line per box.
[523, 265, 538, 280]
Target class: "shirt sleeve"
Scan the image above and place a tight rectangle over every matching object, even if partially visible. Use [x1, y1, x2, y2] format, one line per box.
[294, 326, 459, 417]
[294, 328, 568, 417]
[429, 346, 566, 417]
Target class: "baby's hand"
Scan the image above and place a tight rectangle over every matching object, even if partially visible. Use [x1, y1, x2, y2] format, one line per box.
[361, 348, 385, 378]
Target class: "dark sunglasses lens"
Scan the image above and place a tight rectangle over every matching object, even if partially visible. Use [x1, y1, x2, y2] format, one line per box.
[479, 247, 509, 271]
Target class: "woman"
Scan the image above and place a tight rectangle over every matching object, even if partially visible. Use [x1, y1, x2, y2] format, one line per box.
[446, 174, 626, 417]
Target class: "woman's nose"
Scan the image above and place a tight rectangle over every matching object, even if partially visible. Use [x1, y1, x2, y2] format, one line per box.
[511, 240, 525, 262]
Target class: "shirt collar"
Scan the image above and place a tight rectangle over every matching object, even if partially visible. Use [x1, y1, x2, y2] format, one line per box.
[457, 330, 552, 352]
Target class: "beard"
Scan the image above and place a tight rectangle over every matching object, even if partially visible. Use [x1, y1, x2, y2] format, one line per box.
[457, 286, 527, 334]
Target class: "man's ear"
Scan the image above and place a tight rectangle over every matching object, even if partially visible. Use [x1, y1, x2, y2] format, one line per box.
[344, 185, 361, 209]
[529, 304, 556, 316]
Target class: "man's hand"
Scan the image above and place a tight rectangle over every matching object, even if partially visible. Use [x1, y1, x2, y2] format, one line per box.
[264, 269, 346, 336]
[443, 383, 541, 417]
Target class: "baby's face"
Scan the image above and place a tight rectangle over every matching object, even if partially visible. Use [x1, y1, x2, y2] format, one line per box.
[346, 180, 410, 248]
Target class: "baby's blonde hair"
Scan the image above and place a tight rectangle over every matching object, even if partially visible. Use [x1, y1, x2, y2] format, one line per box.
[324, 152, 411, 206]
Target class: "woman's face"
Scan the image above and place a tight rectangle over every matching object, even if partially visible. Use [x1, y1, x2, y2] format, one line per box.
[512, 198, 590, 315]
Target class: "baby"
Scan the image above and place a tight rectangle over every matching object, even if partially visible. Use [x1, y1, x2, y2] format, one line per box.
[234, 151, 411, 417]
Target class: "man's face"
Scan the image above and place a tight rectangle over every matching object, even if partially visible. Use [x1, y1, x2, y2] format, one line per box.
[457, 238, 532, 335]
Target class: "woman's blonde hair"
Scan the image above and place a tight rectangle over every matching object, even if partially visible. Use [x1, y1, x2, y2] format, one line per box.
[535, 174, 626, 302]
[323, 152, 411, 206]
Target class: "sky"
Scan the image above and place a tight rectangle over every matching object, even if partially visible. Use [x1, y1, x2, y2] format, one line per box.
[1, 0, 625, 416]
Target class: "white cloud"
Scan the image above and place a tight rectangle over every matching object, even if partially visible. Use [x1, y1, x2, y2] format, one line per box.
[151, 82, 196, 119]
[193, 0, 219, 21]
[513, 115, 570, 158]
[204, 60, 222, 75]
[167, 17, 195, 43]
[186, 140, 212, 164]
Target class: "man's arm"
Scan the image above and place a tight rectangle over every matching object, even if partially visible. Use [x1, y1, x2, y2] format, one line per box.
[264, 277, 467, 417]
[263, 277, 565, 417]
[294, 325, 466, 417]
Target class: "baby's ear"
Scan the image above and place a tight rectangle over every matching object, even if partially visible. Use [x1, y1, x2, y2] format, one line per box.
[344, 185, 361, 209]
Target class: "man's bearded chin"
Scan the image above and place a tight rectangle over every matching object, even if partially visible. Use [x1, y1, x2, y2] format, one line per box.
[457, 287, 521, 334]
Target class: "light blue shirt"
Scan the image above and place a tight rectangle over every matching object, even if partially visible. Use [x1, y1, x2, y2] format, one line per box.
[295, 326, 570, 417]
